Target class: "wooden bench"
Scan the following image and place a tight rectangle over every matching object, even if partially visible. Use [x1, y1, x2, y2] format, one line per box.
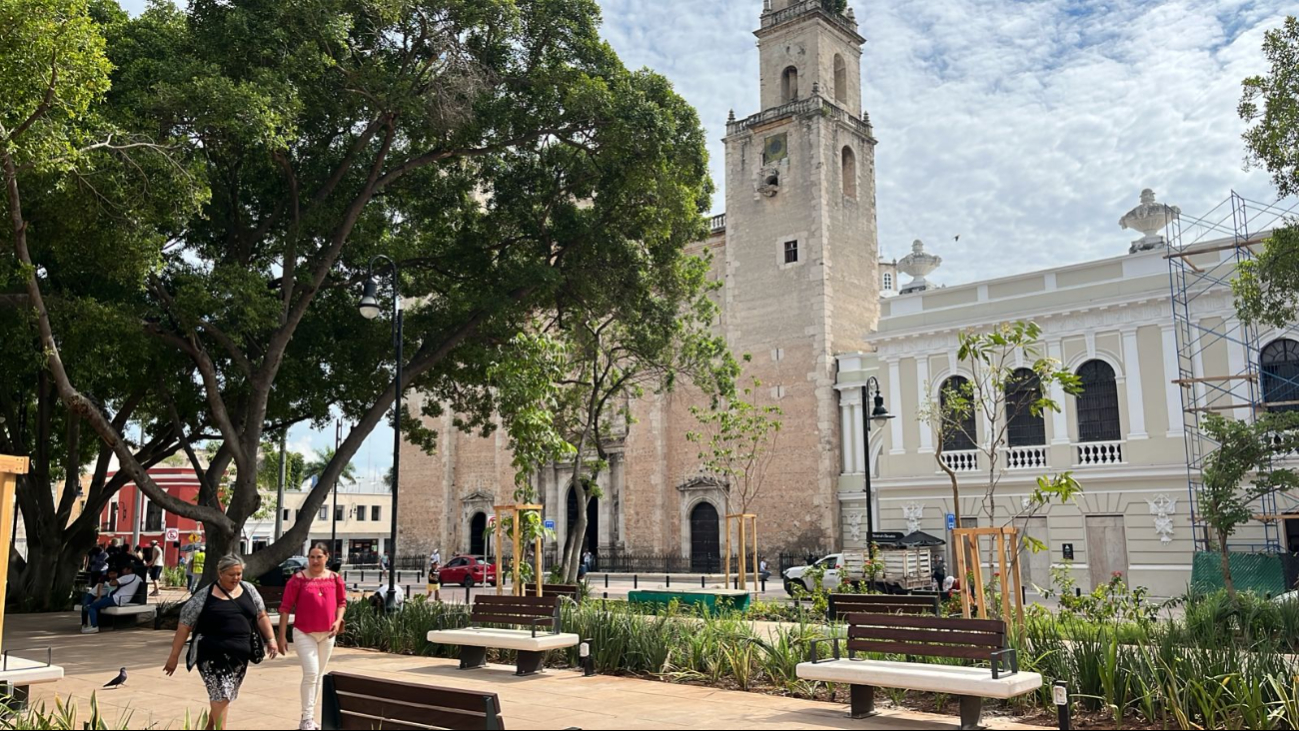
[255, 585, 297, 641]
[426, 595, 579, 676]
[796, 614, 1041, 730]
[827, 593, 939, 619]
[321, 672, 507, 730]
[521, 584, 581, 604]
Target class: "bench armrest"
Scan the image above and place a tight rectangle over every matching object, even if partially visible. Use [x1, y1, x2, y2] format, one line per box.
[527, 616, 556, 638]
[990, 648, 1019, 679]
[805, 637, 840, 664]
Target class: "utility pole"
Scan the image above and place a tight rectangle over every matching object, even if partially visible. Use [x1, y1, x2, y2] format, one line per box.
[332, 419, 342, 562]
[274, 432, 287, 541]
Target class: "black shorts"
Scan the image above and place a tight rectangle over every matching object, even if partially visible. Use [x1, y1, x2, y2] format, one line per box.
[149, 567, 162, 581]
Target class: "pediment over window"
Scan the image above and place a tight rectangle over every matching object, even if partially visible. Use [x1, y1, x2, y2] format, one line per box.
[677, 475, 729, 492]
[461, 490, 494, 504]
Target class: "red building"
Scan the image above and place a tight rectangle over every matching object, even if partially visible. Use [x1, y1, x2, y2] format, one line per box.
[96, 466, 206, 567]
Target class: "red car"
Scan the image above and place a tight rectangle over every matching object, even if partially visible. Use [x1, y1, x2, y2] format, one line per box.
[438, 555, 497, 588]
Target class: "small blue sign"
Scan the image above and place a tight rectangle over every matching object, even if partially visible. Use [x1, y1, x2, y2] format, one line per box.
[946, 513, 956, 531]
[544, 519, 556, 530]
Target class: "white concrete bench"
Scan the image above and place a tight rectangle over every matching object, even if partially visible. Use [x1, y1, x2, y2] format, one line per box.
[99, 603, 156, 629]
[0, 653, 64, 710]
[425, 595, 578, 676]
[795, 613, 1041, 731]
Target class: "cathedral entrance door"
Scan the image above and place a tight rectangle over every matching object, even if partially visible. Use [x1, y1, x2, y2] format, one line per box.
[566, 487, 599, 565]
[690, 502, 720, 573]
[470, 512, 487, 557]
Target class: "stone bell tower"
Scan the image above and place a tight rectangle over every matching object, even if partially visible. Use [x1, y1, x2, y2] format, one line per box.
[718, 0, 880, 548]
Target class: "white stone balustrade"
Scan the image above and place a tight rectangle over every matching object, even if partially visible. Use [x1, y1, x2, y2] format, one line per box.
[1076, 441, 1124, 466]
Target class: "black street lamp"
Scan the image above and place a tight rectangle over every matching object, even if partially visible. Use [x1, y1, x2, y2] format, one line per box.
[861, 376, 894, 552]
[330, 418, 347, 571]
[359, 255, 402, 611]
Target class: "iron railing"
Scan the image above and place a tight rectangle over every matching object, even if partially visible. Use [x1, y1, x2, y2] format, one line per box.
[761, 0, 856, 34]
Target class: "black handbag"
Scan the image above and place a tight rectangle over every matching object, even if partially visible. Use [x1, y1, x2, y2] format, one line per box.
[214, 582, 267, 665]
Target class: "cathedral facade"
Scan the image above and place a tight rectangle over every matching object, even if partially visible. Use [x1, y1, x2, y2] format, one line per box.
[397, 0, 881, 564]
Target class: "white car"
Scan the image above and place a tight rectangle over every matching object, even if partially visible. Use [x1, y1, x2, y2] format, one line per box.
[782, 553, 843, 595]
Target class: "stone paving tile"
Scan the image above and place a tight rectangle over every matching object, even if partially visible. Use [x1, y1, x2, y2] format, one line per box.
[4, 612, 1047, 730]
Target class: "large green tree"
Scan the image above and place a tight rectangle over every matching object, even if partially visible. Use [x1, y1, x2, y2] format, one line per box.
[4, 0, 713, 589]
[1236, 16, 1299, 328]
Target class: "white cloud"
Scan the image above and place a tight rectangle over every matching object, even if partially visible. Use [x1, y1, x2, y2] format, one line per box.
[599, 0, 1299, 283]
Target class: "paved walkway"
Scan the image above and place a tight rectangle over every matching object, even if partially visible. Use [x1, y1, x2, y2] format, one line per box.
[3, 612, 1047, 730]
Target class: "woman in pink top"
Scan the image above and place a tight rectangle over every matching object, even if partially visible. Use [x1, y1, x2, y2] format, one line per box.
[277, 543, 346, 730]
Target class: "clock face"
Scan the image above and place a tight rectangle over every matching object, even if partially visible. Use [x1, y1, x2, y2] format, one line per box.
[764, 133, 787, 164]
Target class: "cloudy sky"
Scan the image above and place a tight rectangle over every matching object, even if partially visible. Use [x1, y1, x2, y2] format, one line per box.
[116, 0, 1297, 476]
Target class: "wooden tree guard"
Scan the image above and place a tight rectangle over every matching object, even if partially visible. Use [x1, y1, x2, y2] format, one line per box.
[724, 513, 757, 591]
[0, 456, 28, 654]
[951, 526, 1024, 626]
[493, 504, 544, 597]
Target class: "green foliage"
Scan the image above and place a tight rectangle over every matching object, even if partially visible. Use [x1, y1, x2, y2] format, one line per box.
[1234, 224, 1299, 329]
[0, 691, 208, 728]
[1199, 411, 1299, 597]
[302, 447, 356, 487]
[1240, 16, 1299, 199]
[686, 374, 783, 513]
[255, 441, 304, 493]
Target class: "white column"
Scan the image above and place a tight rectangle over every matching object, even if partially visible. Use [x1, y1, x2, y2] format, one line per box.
[1161, 325, 1184, 436]
[916, 356, 934, 452]
[1121, 327, 1148, 439]
[1047, 340, 1070, 444]
[887, 359, 905, 454]
[839, 388, 863, 474]
[1225, 326, 1250, 420]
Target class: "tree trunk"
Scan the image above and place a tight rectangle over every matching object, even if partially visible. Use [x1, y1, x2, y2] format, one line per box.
[11, 515, 97, 612]
[1218, 531, 1236, 603]
[563, 478, 589, 584]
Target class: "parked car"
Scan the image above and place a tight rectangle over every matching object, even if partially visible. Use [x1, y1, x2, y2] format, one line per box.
[783, 553, 843, 595]
[438, 555, 497, 588]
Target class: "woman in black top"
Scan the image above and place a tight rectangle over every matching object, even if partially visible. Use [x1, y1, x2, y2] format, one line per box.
[164, 555, 279, 730]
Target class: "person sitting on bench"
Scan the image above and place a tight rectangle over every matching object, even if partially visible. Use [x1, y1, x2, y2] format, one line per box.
[83, 565, 143, 634]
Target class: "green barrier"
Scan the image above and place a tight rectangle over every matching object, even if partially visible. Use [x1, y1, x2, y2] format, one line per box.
[626, 589, 753, 612]
[1190, 551, 1291, 595]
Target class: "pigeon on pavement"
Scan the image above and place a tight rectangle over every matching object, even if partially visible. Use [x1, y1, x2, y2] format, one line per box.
[103, 667, 127, 689]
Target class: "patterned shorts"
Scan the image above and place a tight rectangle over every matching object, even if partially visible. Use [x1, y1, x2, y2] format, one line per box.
[197, 651, 249, 703]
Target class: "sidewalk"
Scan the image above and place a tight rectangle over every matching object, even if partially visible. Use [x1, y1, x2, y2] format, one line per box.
[3, 611, 1048, 730]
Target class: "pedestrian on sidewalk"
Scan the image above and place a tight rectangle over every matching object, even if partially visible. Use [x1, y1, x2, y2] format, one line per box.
[164, 555, 279, 731]
[278, 543, 347, 731]
[150, 541, 165, 596]
[426, 557, 441, 602]
[188, 547, 206, 594]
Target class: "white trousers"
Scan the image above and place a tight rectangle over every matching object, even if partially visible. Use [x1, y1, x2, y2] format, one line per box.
[294, 631, 336, 721]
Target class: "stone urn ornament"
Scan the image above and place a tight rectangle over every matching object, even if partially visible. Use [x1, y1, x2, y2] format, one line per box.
[1119, 188, 1180, 253]
[898, 239, 941, 293]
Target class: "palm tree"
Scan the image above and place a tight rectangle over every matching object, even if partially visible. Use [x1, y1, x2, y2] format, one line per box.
[302, 447, 357, 488]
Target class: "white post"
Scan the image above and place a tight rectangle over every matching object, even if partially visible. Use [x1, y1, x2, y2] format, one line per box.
[1048, 340, 1070, 444]
[1121, 327, 1148, 439]
[916, 356, 934, 452]
[887, 358, 905, 454]
[1161, 325, 1184, 436]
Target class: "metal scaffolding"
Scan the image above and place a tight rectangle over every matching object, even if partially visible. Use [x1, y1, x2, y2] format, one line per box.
[1166, 191, 1299, 552]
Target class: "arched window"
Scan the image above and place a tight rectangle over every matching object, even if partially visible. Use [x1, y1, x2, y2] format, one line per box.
[1077, 360, 1121, 442]
[781, 66, 799, 102]
[1006, 368, 1045, 446]
[941, 376, 977, 451]
[842, 146, 857, 199]
[1262, 338, 1299, 413]
[834, 54, 847, 103]
[882, 272, 893, 290]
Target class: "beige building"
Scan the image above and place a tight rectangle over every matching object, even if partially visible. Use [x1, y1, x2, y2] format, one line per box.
[837, 216, 1299, 597]
[399, 0, 879, 566]
[244, 483, 393, 564]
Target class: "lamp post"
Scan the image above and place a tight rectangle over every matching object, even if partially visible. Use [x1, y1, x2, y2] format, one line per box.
[359, 255, 402, 612]
[861, 376, 893, 552]
[331, 418, 345, 570]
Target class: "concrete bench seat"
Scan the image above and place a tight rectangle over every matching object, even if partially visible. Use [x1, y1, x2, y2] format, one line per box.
[794, 613, 1041, 731]
[100, 604, 155, 617]
[427, 627, 580, 653]
[0, 654, 65, 710]
[796, 657, 1042, 698]
[426, 594, 577, 676]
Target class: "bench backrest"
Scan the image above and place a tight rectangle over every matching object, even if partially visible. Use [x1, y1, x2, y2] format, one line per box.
[828, 593, 938, 619]
[321, 672, 504, 730]
[470, 594, 560, 632]
[521, 584, 581, 603]
[257, 585, 285, 612]
[843, 613, 1007, 662]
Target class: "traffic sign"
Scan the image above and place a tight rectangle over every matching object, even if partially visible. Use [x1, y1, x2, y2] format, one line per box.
[543, 519, 556, 530]
[946, 513, 956, 531]
[187, 532, 201, 544]
[165, 527, 179, 542]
